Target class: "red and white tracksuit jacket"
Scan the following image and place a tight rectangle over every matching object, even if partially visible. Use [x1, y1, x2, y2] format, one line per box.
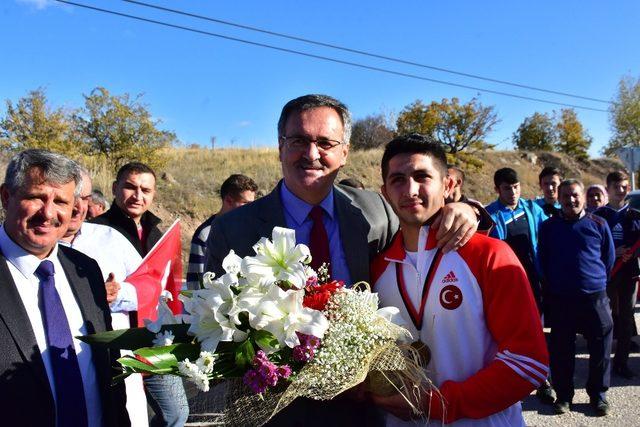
[372, 226, 549, 426]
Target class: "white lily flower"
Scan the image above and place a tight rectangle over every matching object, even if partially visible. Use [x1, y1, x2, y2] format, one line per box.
[202, 271, 217, 289]
[181, 281, 247, 352]
[249, 286, 328, 351]
[222, 250, 243, 276]
[144, 292, 181, 334]
[242, 227, 311, 289]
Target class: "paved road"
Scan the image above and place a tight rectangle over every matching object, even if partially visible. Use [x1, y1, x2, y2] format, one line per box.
[523, 312, 640, 426]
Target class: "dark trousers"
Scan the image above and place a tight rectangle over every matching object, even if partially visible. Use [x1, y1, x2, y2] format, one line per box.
[608, 274, 638, 368]
[547, 290, 613, 403]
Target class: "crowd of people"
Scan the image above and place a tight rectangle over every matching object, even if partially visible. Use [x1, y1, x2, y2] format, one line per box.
[0, 92, 637, 426]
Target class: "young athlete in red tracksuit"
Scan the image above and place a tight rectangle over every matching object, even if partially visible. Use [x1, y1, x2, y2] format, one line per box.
[369, 134, 549, 426]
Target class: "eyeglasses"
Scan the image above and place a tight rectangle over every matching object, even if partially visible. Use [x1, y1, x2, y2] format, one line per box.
[280, 136, 344, 152]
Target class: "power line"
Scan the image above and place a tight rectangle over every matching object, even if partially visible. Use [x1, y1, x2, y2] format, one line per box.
[123, 0, 611, 105]
[55, 0, 609, 113]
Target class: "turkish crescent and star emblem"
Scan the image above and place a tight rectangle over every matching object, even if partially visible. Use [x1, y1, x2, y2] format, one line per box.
[440, 284, 463, 310]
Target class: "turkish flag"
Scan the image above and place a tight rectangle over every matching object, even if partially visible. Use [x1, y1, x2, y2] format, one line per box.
[126, 219, 183, 326]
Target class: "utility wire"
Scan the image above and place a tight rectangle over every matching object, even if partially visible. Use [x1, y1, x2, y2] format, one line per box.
[55, 0, 609, 113]
[123, 0, 611, 105]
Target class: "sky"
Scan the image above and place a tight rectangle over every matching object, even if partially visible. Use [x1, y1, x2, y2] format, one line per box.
[1, 0, 639, 156]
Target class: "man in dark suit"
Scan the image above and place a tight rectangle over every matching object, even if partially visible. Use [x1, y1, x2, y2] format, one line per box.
[204, 94, 483, 426]
[0, 149, 128, 426]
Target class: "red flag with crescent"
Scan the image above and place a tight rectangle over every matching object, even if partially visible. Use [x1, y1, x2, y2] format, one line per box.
[125, 219, 183, 326]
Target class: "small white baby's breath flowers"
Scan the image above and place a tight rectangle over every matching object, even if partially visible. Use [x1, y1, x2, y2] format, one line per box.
[297, 288, 407, 393]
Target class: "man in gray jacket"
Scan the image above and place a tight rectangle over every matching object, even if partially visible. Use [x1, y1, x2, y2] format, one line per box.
[204, 94, 484, 426]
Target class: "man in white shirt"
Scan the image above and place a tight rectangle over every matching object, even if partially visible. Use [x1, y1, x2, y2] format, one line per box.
[59, 168, 148, 426]
[0, 149, 128, 426]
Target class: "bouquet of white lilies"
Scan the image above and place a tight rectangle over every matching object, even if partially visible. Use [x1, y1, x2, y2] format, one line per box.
[81, 227, 426, 426]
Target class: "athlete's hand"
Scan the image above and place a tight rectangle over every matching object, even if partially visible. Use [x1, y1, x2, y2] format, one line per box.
[433, 202, 478, 253]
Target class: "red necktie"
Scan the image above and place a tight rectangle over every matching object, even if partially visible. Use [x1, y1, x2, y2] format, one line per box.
[309, 206, 331, 275]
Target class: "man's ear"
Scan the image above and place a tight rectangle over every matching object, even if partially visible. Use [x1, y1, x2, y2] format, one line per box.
[340, 144, 350, 167]
[111, 181, 117, 197]
[442, 175, 455, 199]
[278, 138, 285, 162]
[222, 194, 234, 209]
[380, 184, 389, 203]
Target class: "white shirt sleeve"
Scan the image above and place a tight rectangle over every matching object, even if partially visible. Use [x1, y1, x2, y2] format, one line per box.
[109, 281, 138, 313]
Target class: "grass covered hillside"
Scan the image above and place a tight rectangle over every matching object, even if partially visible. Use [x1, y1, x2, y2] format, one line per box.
[123, 147, 620, 263]
[0, 147, 624, 264]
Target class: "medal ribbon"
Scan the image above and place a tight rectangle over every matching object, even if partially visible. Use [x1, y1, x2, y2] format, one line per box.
[395, 248, 443, 330]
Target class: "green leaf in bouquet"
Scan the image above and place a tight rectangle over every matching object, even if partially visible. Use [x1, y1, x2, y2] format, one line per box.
[117, 354, 165, 374]
[78, 324, 192, 350]
[179, 290, 194, 298]
[133, 343, 201, 373]
[251, 330, 280, 352]
[234, 340, 256, 369]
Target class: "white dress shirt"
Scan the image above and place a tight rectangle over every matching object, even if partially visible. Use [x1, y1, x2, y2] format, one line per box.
[59, 222, 148, 427]
[0, 225, 102, 426]
[59, 222, 141, 313]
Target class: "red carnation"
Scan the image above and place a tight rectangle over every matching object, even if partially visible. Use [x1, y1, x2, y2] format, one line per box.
[303, 280, 344, 311]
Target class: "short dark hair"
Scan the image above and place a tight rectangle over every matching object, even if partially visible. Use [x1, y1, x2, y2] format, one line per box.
[115, 162, 156, 183]
[277, 94, 352, 144]
[538, 166, 562, 184]
[494, 168, 519, 187]
[606, 170, 629, 187]
[447, 164, 465, 183]
[381, 133, 448, 181]
[558, 178, 584, 194]
[220, 174, 258, 200]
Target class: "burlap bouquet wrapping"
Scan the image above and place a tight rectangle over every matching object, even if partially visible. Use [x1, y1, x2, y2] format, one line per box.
[191, 328, 430, 426]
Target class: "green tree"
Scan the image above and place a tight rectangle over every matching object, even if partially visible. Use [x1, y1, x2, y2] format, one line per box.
[73, 87, 176, 170]
[396, 97, 498, 167]
[604, 75, 640, 156]
[555, 108, 591, 161]
[512, 112, 557, 151]
[350, 114, 395, 150]
[0, 88, 77, 154]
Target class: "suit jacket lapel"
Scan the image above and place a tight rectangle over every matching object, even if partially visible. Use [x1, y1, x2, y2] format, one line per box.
[334, 187, 371, 283]
[0, 251, 51, 391]
[257, 182, 288, 238]
[57, 248, 104, 335]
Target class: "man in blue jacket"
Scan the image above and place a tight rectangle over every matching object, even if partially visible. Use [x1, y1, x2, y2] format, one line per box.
[486, 167, 548, 312]
[538, 179, 615, 416]
[486, 167, 553, 403]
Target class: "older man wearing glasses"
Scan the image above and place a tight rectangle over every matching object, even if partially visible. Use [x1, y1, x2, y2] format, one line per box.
[204, 94, 486, 426]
